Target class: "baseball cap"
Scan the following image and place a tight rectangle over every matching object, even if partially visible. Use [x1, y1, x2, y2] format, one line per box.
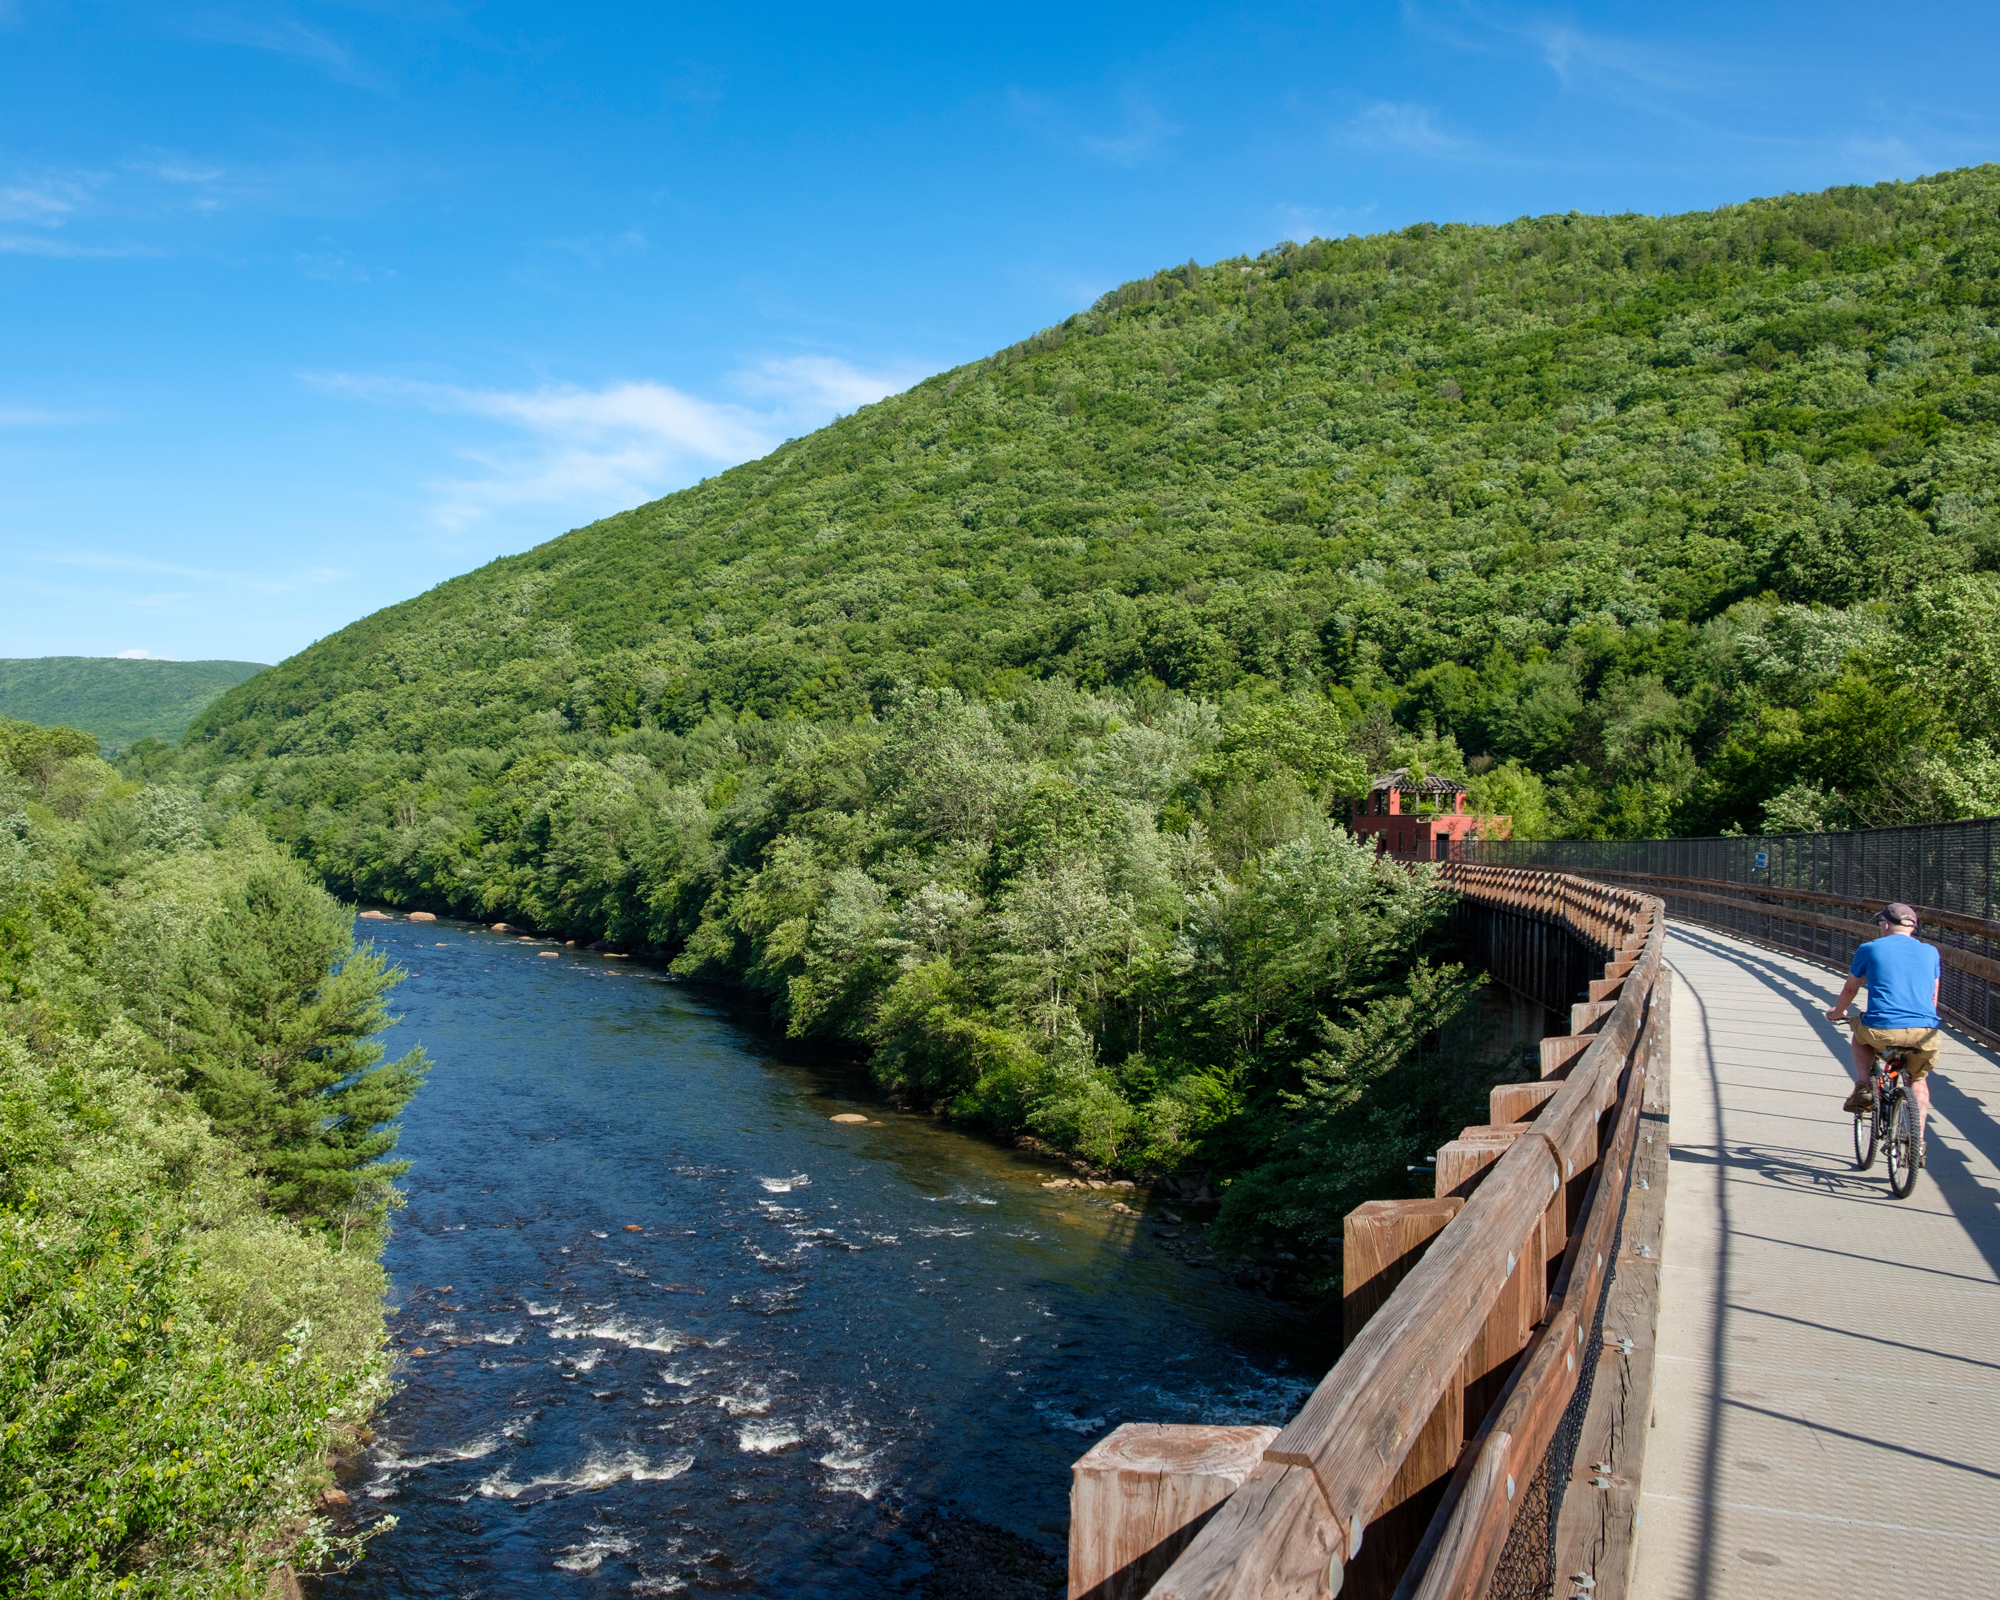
[1877, 902, 1919, 927]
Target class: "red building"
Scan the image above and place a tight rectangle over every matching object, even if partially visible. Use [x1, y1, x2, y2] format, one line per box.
[1349, 770, 1511, 860]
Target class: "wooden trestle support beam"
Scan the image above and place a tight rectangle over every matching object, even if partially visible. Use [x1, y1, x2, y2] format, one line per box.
[1068, 866, 1672, 1600]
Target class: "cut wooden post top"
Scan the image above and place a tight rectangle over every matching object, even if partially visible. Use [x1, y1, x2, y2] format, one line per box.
[1540, 1035, 1594, 1079]
[1435, 1131, 1529, 1200]
[1570, 999, 1616, 1034]
[1347, 1196, 1463, 1224]
[1070, 1424, 1282, 1600]
[1072, 1422, 1279, 1481]
[1456, 1122, 1528, 1143]
[1344, 1197, 1465, 1344]
[1491, 1081, 1560, 1124]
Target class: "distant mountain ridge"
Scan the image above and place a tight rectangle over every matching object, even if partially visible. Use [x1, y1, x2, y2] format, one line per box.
[0, 657, 268, 749]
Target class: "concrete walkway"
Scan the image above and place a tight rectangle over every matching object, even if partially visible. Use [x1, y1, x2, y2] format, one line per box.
[1632, 925, 2000, 1599]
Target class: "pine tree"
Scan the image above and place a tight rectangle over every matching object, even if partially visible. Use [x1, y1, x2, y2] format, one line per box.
[167, 863, 428, 1235]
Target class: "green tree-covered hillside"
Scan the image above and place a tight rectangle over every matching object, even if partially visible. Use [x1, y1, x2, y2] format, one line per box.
[149, 168, 2000, 1244]
[194, 168, 2000, 832]
[0, 658, 268, 751]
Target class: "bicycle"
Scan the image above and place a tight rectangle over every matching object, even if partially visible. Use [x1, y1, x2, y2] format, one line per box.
[1837, 1019, 1922, 1198]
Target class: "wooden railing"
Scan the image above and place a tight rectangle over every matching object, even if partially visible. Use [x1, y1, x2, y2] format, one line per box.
[1075, 867, 1668, 1600]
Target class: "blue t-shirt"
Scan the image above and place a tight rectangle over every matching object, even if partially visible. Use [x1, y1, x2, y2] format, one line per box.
[1850, 935, 1941, 1029]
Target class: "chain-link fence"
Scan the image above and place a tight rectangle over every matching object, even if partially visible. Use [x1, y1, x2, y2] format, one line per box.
[1452, 819, 2000, 1046]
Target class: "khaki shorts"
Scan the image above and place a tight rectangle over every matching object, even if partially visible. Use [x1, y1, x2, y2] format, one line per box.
[1853, 1022, 1942, 1080]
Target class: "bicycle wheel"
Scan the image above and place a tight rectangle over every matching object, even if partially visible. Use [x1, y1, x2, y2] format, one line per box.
[1853, 1093, 1879, 1169]
[1886, 1091, 1921, 1199]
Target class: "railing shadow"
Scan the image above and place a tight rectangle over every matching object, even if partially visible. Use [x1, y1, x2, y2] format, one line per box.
[1667, 924, 2000, 1282]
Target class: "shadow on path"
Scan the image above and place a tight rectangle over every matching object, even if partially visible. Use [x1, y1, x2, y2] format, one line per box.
[1670, 949, 1728, 1600]
[1669, 926, 2000, 1283]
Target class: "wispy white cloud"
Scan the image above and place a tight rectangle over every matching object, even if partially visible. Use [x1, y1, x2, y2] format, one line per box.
[0, 235, 161, 258]
[127, 151, 227, 185]
[181, 9, 379, 89]
[24, 548, 346, 593]
[1340, 101, 1467, 157]
[295, 249, 393, 283]
[1527, 22, 1696, 94]
[528, 229, 650, 268]
[308, 357, 927, 530]
[115, 648, 168, 659]
[0, 180, 87, 224]
[0, 147, 237, 257]
[1018, 263, 1121, 313]
[727, 355, 926, 415]
[1404, 2, 1715, 105]
[1079, 93, 1182, 164]
[1844, 135, 1929, 182]
[1009, 87, 1182, 167]
[0, 404, 86, 427]
[662, 61, 725, 107]
[1277, 201, 1381, 241]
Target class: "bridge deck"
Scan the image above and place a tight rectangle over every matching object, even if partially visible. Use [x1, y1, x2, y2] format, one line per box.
[1633, 925, 2000, 1599]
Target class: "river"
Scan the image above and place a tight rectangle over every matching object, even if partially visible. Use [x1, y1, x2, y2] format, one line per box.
[317, 916, 1329, 1598]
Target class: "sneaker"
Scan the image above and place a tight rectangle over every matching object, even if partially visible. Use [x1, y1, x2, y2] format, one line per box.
[1919, 1142, 1927, 1169]
[1842, 1086, 1874, 1115]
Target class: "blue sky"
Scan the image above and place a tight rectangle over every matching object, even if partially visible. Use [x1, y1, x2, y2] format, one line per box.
[2, 2, 1996, 665]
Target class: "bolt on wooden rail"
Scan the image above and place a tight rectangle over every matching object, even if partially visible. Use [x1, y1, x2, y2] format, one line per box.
[1069, 866, 1669, 1600]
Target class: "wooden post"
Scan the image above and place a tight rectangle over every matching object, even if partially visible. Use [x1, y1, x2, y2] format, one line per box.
[1069, 1424, 1278, 1600]
[1490, 1082, 1558, 1125]
[1461, 1220, 1543, 1439]
[1343, 1198, 1463, 1345]
[1543, 1164, 1568, 1270]
[1340, 1198, 1467, 1600]
[1435, 1127, 1525, 1200]
[1540, 1035, 1593, 1078]
[1570, 999, 1615, 1033]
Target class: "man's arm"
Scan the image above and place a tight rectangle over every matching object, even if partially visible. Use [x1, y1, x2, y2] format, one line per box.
[1827, 973, 1864, 1021]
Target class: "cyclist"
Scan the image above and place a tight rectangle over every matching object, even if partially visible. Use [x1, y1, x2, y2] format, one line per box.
[1825, 901, 1942, 1164]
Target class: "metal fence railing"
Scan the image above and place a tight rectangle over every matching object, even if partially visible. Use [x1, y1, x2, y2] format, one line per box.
[1448, 819, 2000, 1047]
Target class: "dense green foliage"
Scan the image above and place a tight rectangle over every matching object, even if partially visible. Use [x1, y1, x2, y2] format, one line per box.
[173, 671, 1504, 1265]
[0, 659, 268, 753]
[149, 168, 2000, 1233]
[190, 166, 2000, 838]
[0, 716, 422, 1595]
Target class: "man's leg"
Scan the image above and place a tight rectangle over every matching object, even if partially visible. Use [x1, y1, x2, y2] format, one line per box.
[1843, 1032, 1879, 1112]
[1902, 1032, 1942, 1156]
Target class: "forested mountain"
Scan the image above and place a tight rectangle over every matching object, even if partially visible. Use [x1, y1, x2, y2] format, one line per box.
[0, 656, 268, 751]
[192, 167, 2000, 834]
[148, 167, 2000, 1250]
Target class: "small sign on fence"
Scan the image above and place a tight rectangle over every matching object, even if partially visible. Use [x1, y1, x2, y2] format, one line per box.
[1754, 851, 1768, 872]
